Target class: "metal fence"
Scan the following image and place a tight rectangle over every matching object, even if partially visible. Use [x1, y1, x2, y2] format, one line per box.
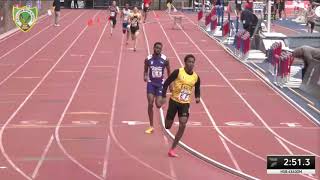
[80, 0, 142, 8]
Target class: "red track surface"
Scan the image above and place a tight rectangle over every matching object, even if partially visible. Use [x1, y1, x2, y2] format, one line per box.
[0, 9, 318, 180]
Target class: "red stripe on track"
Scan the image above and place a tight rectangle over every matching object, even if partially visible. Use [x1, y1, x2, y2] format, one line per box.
[104, 11, 240, 180]
[0, 9, 318, 180]
[0, 11, 83, 87]
[33, 139, 95, 180]
[38, 10, 108, 179]
[185, 29, 320, 155]
[0, 9, 66, 44]
[272, 24, 299, 35]
[0, 10, 74, 59]
[155, 11, 319, 179]
[146, 12, 252, 179]
[0, 10, 104, 179]
[54, 11, 121, 179]
[107, 22, 177, 179]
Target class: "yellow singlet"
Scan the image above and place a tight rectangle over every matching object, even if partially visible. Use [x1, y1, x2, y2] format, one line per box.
[171, 68, 198, 104]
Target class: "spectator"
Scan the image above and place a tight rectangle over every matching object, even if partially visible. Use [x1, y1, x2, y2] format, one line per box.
[278, 0, 286, 20]
[245, 0, 254, 12]
[237, 8, 258, 36]
[53, 0, 61, 26]
[306, 4, 316, 33]
[74, 0, 79, 9]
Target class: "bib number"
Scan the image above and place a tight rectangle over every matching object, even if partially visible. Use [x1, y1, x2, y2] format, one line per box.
[151, 67, 163, 78]
[132, 20, 138, 27]
[179, 90, 191, 101]
[145, 3, 149, 7]
[179, 85, 192, 102]
[111, 12, 116, 17]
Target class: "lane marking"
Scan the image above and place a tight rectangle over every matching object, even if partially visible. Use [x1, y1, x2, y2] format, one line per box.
[280, 123, 302, 128]
[102, 135, 111, 178]
[31, 135, 54, 178]
[0, 11, 73, 62]
[163, 136, 177, 179]
[67, 111, 109, 115]
[219, 136, 242, 171]
[275, 136, 294, 155]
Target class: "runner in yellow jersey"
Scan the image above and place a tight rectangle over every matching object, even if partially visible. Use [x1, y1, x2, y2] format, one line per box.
[161, 54, 201, 157]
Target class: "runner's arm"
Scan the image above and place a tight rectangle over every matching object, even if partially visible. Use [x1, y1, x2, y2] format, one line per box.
[313, 2, 320, 6]
[162, 69, 179, 97]
[120, 9, 124, 18]
[165, 59, 173, 92]
[144, 58, 148, 82]
[139, 13, 142, 23]
[165, 59, 171, 77]
[194, 76, 201, 103]
[128, 13, 132, 23]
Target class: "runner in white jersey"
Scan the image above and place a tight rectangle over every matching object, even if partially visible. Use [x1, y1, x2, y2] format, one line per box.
[109, 1, 120, 36]
[121, 3, 131, 44]
[129, 7, 142, 51]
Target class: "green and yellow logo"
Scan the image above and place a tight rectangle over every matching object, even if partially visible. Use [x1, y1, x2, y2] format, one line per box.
[12, 6, 38, 32]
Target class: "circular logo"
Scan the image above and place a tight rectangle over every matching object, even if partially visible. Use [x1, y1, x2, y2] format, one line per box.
[315, 6, 320, 17]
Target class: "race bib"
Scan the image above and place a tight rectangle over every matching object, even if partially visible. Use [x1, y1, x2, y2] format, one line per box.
[179, 85, 192, 101]
[132, 20, 138, 27]
[151, 67, 163, 78]
[145, 3, 149, 7]
[111, 12, 116, 17]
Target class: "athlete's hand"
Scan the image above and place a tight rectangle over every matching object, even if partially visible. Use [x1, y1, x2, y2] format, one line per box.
[195, 97, 200, 104]
[144, 75, 148, 82]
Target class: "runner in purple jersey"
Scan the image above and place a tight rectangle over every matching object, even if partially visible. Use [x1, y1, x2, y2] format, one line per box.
[144, 42, 171, 134]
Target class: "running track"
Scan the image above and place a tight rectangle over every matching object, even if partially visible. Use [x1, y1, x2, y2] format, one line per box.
[0, 9, 318, 179]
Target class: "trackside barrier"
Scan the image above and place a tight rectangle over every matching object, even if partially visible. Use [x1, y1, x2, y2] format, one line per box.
[233, 30, 250, 60]
[267, 42, 302, 87]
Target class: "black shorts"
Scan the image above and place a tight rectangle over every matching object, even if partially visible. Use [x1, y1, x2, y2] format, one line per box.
[143, 5, 149, 12]
[274, 3, 279, 11]
[130, 26, 139, 34]
[307, 21, 315, 29]
[279, 2, 285, 11]
[109, 17, 117, 26]
[165, 99, 190, 120]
